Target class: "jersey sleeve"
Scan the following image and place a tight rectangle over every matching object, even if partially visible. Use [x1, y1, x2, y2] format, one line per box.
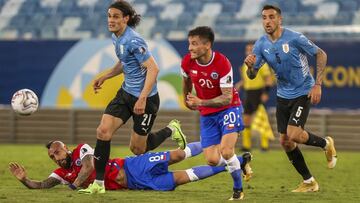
[49, 169, 69, 185]
[219, 57, 234, 88]
[253, 40, 266, 70]
[294, 34, 318, 56]
[79, 144, 94, 160]
[259, 63, 271, 77]
[129, 37, 152, 64]
[180, 55, 190, 78]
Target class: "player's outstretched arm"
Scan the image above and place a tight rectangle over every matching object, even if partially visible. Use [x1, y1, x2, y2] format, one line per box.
[9, 162, 61, 189]
[93, 61, 123, 93]
[72, 155, 94, 189]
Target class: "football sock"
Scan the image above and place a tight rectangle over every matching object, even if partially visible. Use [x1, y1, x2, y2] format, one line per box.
[237, 156, 244, 165]
[286, 146, 312, 180]
[242, 126, 251, 150]
[216, 155, 226, 166]
[305, 131, 327, 148]
[184, 142, 202, 158]
[225, 154, 243, 191]
[94, 139, 111, 181]
[304, 176, 315, 184]
[185, 165, 226, 182]
[146, 127, 172, 151]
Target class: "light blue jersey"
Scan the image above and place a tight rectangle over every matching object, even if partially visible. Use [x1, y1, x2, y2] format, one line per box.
[112, 26, 157, 97]
[253, 28, 318, 99]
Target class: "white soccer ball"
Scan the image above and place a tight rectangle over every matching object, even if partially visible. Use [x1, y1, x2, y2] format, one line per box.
[11, 89, 39, 116]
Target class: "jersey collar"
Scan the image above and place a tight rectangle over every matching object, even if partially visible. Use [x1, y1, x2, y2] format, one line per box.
[195, 52, 215, 67]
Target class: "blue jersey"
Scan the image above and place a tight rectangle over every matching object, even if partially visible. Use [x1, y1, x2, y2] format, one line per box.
[123, 151, 176, 191]
[253, 28, 318, 99]
[112, 26, 157, 97]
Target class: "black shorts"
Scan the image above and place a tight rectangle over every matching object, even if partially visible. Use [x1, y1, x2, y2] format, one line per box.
[276, 95, 310, 134]
[104, 88, 160, 136]
[243, 89, 263, 114]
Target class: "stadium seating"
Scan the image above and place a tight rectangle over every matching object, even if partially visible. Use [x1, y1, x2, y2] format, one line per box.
[0, 0, 360, 40]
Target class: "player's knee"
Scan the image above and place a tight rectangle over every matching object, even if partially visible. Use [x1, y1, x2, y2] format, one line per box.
[206, 158, 219, 166]
[280, 138, 295, 150]
[96, 126, 111, 140]
[286, 126, 301, 142]
[220, 148, 234, 160]
[130, 145, 146, 155]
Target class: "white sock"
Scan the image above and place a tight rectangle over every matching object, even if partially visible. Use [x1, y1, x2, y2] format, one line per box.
[324, 138, 329, 150]
[94, 179, 104, 186]
[224, 154, 241, 173]
[303, 177, 315, 184]
[216, 155, 226, 166]
[184, 146, 192, 158]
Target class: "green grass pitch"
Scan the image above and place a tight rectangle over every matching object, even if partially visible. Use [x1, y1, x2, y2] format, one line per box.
[0, 144, 359, 203]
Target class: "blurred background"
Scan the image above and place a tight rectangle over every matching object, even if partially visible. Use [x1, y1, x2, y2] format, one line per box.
[0, 0, 359, 150]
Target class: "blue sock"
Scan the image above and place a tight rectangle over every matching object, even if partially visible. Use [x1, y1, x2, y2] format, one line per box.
[231, 169, 243, 190]
[186, 142, 202, 157]
[192, 165, 226, 179]
[237, 156, 244, 165]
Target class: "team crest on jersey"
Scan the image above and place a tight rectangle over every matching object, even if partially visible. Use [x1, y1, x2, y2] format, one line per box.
[282, 43, 289, 53]
[210, 72, 219, 79]
[75, 158, 81, 166]
[191, 70, 198, 75]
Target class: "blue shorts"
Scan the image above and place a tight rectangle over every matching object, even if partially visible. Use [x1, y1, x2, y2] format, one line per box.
[200, 106, 244, 148]
[123, 151, 176, 191]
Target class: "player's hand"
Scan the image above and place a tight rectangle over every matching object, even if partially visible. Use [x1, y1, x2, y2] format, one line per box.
[93, 77, 106, 94]
[186, 93, 201, 110]
[9, 162, 27, 181]
[308, 84, 322, 104]
[134, 96, 146, 115]
[260, 93, 269, 103]
[244, 54, 256, 68]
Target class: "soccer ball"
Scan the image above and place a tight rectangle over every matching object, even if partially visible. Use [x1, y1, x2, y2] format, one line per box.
[11, 89, 39, 116]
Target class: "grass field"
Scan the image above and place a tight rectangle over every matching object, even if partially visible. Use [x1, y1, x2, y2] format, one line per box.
[0, 144, 359, 203]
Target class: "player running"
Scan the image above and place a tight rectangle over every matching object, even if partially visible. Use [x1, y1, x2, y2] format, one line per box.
[9, 140, 252, 193]
[244, 4, 337, 192]
[181, 26, 246, 200]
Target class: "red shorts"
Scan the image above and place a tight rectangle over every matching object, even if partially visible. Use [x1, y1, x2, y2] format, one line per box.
[104, 158, 126, 190]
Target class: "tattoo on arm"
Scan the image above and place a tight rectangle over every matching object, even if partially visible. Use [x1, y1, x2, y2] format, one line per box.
[21, 177, 60, 189]
[200, 87, 233, 107]
[73, 155, 94, 187]
[315, 48, 327, 85]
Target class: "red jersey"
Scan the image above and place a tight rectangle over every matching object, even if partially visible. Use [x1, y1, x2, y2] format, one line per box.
[181, 51, 241, 115]
[50, 144, 126, 190]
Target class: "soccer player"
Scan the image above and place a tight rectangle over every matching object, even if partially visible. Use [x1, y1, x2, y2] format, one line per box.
[181, 26, 246, 200]
[83, 1, 186, 193]
[8, 140, 252, 193]
[235, 41, 274, 151]
[244, 5, 337, 192]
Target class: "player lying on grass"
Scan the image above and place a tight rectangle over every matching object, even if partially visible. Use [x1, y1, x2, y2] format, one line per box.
[9, 140, 252, 192]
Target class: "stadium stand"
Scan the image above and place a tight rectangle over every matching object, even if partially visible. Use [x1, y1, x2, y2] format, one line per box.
[0, 0, 360, 40]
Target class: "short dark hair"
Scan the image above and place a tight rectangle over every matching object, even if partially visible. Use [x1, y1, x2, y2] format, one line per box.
[45, 141, 55, 149]
[109, 0, 141, 28]
[188, 26, 215, 47]
[262, 4, 282, 15]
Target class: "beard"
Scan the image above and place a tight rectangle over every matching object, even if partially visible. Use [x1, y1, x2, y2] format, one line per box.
[63, 154, 72, 169]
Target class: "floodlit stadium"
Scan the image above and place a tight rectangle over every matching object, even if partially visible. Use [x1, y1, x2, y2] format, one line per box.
[1, 0, 360, 202]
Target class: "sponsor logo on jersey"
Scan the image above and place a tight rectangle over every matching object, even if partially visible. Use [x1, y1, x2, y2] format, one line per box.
[210, 72, 219, 79]
[191, 70, 198, 75]
[75, 158, 82, 166]
[282, 43, 289, 53]
[226, 76, 232, 84]
[139, 46, 146, 54]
